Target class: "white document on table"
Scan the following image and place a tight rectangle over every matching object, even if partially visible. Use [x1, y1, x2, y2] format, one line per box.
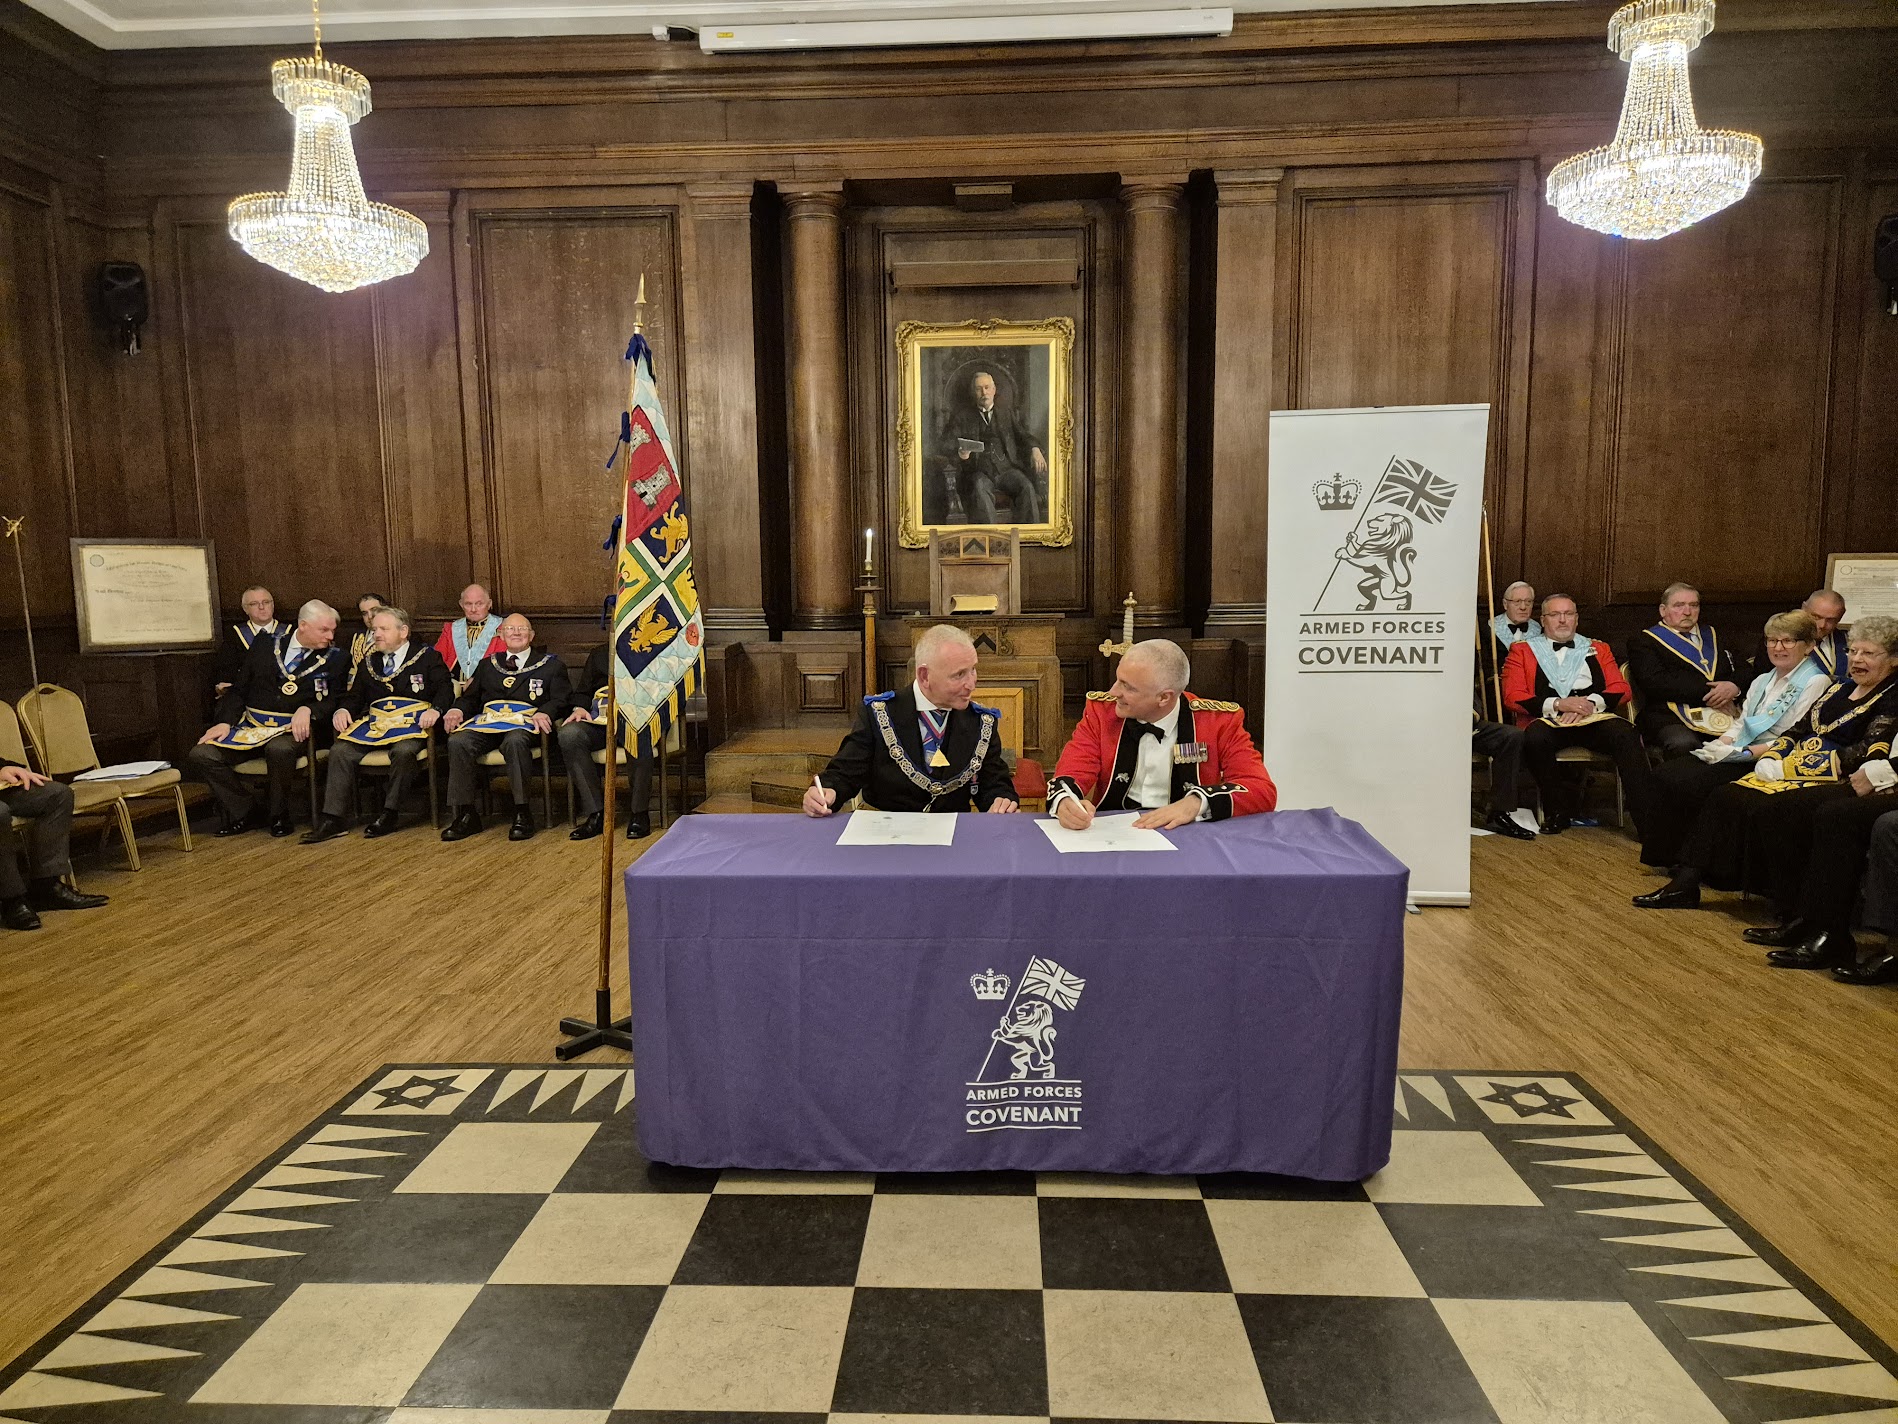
[836, 810, 958, 847]
[1035, 811, 1177, 853]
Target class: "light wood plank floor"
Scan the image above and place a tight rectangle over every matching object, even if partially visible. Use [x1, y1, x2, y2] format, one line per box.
[1, 817, 1893, 1369]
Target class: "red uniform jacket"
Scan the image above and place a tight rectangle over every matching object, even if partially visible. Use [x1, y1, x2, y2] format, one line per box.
[1050, 692, 1276, 819]
[433, 621, 506, 680]
[1500, 638, 1630, 729]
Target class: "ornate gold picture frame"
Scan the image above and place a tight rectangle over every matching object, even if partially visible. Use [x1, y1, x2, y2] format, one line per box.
[896, 317, 1076, 548]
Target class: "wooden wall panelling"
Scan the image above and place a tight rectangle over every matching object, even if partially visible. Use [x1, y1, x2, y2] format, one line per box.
[56, 213, 179, 543]
[1278, 160, 1536, 604]
[785, 184, 854, 630]
[680, 181, 767, 641]
[464, 190, 684, 617]
[1119, 180, 1188, 629]
[1828, 172, 1898, 549]
[0, 170, 78, 625]
[168, 208, 390, 613]
[1603, 177, 1842, 604]
[367, 196, 468, 620]
[1204, 168, 1283, 645]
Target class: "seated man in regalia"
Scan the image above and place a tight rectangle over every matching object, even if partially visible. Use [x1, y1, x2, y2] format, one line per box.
[1626, 582, 1744, 760]
[1049, 638, 1276, 830]
[187, 599, 350, 838]
[212, 585, 281, 698]
[433, 583, 506, 692]
[558, 642, 656, 842]
[440, 613, 571, 842]
[303, 605, 454, 843]
[802, 623, 1017, 816]
[1501, 594, 1653, 835]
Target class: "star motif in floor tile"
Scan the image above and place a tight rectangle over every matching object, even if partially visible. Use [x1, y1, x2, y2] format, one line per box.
[369, 1073, 466, 1111]
[1478, 1080, 1581, 1119]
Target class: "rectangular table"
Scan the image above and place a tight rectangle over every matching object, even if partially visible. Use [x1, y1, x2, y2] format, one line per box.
[626, 808, 1407, 1179]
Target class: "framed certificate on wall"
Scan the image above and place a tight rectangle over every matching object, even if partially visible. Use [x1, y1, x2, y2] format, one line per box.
[71, 539, 221, 653]
[1825, 553, 1898, 624]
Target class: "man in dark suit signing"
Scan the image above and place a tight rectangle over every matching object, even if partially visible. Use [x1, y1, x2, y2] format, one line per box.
[803, 623, 1018, 816]
[935, 371, 1045, 525]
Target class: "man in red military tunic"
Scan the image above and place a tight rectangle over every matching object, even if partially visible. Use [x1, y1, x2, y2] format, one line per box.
[1049, 638, 1276, 830]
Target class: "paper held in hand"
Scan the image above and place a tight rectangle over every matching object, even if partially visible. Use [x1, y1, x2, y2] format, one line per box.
[836, 810, 959, 847]
[1035, 811, 1177, 854]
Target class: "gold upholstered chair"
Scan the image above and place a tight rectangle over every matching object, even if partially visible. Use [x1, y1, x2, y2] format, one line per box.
[1, 696, 138, 872]
[18, 683, 193, 856]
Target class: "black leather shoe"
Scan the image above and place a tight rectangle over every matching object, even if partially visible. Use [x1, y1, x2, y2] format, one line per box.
[441, 808, 483, 842]
[269, 817, 296, 838]
[570, 812, 604, 841]
[1767, 931, 1857, 970]
[362, 809, 400, 839]
[1743, 919, 1809, 947]
[509, 808, 536, 841]
[1834, 952, 1898, 985]
[27, 880, 108, 912]
[2, 899, 41, 931]
[627, 816, 652, 840]
[215, 809, 264, 838]
[1540, 813, 1574, 835]
[1483, 811, 1536, 842]
[300, 815, 348, 845]
[1633, 884, 1700, 909]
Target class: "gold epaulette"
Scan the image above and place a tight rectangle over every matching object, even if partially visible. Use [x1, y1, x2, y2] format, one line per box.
[1186, 695, 1243, 713]
[1086, 690, 1116, 702]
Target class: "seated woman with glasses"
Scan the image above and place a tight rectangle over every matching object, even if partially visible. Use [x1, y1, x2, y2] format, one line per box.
[1633, 614, 1898, 928]
[1633, 610, 1828, 878]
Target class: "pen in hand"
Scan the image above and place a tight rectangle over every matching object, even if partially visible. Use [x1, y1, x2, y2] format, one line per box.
[804, 773, 834, 817]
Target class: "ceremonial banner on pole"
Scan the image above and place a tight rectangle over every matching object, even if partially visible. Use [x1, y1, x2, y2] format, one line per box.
[605, 333, 703, 757]
[1263, 405, 1489, 906]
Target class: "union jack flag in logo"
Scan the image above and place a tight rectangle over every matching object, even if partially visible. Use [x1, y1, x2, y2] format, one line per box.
[1370, 457, 1458, 525]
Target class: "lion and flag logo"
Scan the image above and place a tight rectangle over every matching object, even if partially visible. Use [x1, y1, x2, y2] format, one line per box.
[603, 333, 703, 759]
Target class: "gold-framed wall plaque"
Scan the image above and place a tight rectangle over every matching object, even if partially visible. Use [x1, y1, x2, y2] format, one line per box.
[71, 538, 221, 653]
[1824, 553, 1898, 623]
[896, 316, 1076, 548]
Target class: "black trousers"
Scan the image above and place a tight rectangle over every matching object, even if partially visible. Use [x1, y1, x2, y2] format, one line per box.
[956, 463, 1042, 524]
[186, 736, 303, 819]
[1639, 756, 1751, 867]
[0, 779, 75, 898]
[323, 738, 425, 819]
[1472, 720, 1524, 816]
[1860, 810, 1898, 934]
[447, 728, 536, 807]
[1522, 718, 1651, 830]
[557, 721, 653, 819]
[1683, 780, 1856, 905]
[1643, 718, 1714, 762]
[1799, 791, 1898, 933]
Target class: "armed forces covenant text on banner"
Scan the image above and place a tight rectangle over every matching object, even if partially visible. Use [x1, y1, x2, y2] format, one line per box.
[1263, 405, 1489, 907]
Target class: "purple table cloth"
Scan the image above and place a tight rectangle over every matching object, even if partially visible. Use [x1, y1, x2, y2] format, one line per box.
[626, 808, 1406, 1179]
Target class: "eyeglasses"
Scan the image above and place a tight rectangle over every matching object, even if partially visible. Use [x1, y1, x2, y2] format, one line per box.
[1764, 638, 1807, 648]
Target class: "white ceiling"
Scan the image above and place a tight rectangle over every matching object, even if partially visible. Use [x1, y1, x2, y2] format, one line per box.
[23, 0, 1574, 51]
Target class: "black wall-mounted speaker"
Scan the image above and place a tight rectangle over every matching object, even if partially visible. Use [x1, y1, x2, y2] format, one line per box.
[98, 260, 149, 355]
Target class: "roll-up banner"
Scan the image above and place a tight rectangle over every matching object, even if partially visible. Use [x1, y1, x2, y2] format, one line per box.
[1264, 405, 1490, 907]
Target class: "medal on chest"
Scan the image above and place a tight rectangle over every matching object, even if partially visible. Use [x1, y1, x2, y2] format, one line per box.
[281, 679, 298, 695]
[1172, 741, 1207, 765]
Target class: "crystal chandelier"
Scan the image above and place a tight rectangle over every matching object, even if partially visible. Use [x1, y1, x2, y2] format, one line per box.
[227, 0, 427, 293]
[1547, 0, 1762, 241]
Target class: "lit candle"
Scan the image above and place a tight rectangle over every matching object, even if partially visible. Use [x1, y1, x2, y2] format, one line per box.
[864, 527, 874, 572]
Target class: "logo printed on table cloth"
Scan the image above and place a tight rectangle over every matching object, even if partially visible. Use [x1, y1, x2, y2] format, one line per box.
[963, 956, 1086, 1133]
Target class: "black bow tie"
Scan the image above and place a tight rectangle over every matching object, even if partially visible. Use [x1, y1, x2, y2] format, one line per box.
[1130, 720, 1164, 742]
[1508, 622, 1529, 633]
[1551, 640, 1576, 650]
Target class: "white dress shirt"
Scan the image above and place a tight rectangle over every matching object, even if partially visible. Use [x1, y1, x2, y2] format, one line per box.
[1127, 699, 1211, 820]
[376, 641, 410, 677]
[283, 633, 319, 671]
[1539, 639, 1607, 721]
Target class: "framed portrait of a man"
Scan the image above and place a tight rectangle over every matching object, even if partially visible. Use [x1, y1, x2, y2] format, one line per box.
[896, 317, 1076, 548]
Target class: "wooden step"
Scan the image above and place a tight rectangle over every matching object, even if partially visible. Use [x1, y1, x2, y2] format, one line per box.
[693, 792, 798, 815]
[705, 728, 839, 796]
[749, 772, 812, 808]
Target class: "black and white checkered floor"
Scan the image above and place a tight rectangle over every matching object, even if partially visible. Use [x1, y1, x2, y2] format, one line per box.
[4, 1065, 1894, 1423]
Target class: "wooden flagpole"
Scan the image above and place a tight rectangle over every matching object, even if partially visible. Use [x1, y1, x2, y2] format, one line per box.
[556, 277, 645, 1061]
[1479, 505, 1502, 722]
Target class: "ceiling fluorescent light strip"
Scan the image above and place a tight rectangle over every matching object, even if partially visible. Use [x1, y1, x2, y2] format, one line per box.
[699, 8, 1234, 51]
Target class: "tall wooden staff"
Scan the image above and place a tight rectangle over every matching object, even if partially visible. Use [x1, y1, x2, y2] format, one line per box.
[4, 515, 38, 689]
[556, 280, 646, 1061]
[1478, 505, 1503, 722]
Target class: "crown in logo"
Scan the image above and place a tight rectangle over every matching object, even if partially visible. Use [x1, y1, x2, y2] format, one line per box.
[1314, 474, 1360, 511]
[970, 968, 1010, 1001]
